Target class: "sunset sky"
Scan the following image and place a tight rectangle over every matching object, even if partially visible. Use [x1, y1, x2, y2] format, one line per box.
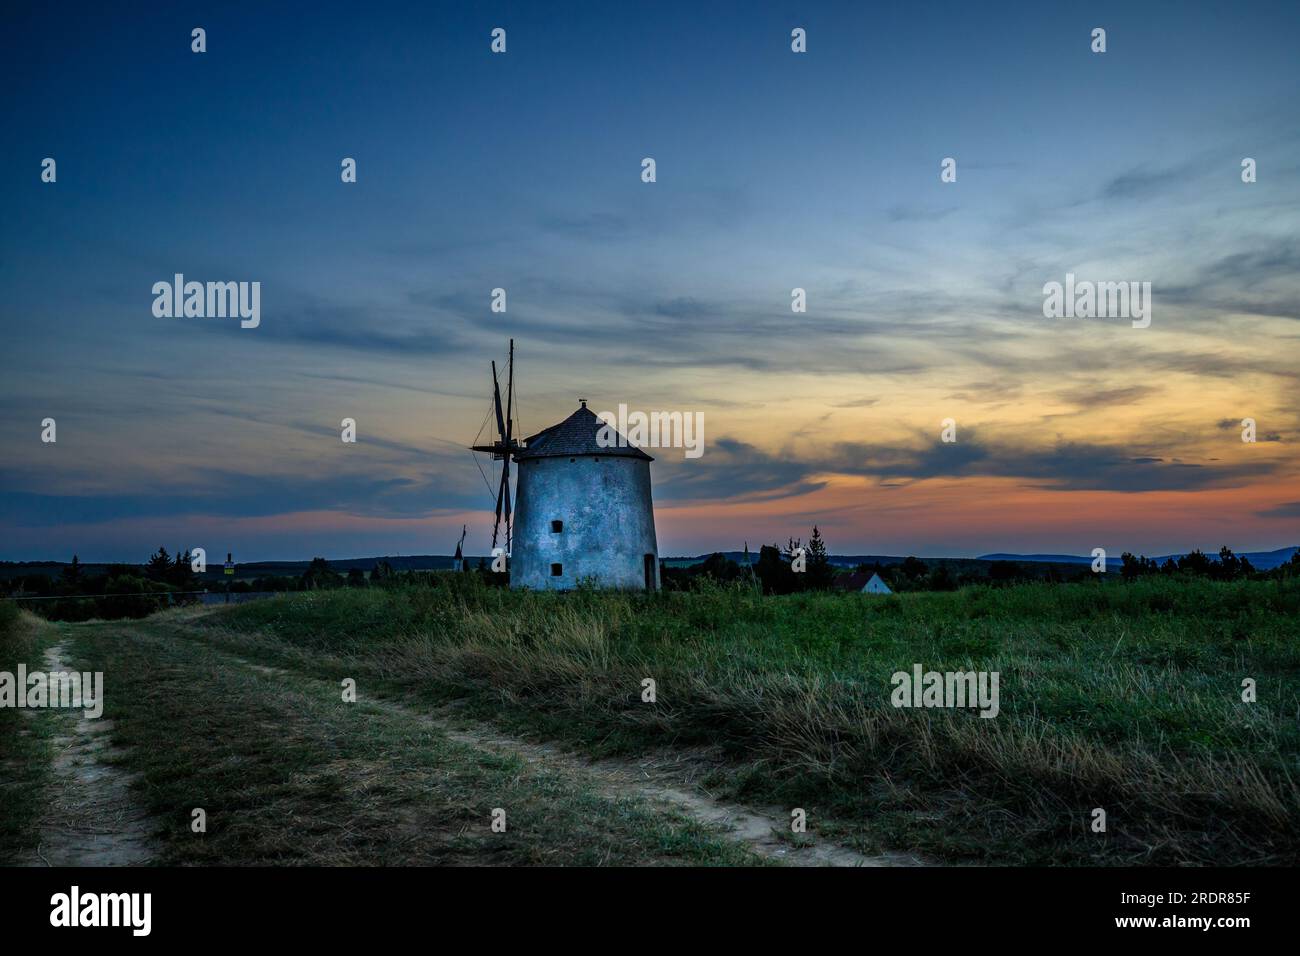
[2, 1, 1298, 562]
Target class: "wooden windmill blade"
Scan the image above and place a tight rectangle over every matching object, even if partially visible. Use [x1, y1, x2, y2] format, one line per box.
[490, 361, 507, 457]
[492, 368, 509, 550]
[498, 466, 512, 552]
[501, 340, 514, 549]
[469, 340, 518, 555]
[492, 473, 507, 549]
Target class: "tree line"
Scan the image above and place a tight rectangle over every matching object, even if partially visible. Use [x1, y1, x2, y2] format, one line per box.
[1119, 546, 1299, 581]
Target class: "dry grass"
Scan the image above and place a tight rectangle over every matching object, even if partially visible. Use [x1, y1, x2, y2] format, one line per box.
[0, 610, 62, 861]
[34, 619, 765, 866]
[198, 576, 1300, 864]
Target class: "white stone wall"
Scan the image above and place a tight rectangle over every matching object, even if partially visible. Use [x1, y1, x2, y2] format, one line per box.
[511, 455, 659, 590]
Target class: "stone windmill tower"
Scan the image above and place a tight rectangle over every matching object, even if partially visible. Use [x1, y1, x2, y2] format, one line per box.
[471, 341, 660, 591]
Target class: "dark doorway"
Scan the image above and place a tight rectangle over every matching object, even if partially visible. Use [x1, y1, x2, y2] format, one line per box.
[643, 554, 656, 591]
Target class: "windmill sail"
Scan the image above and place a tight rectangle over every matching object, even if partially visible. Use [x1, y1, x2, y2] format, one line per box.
[470, 339, 519, 556]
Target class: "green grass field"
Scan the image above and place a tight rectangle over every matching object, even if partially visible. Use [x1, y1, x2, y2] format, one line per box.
[0, 604, 60, 860]
[0, 606, 764, 866]
[4, 576, 1297, 865]
[193, 574, 1300, 865]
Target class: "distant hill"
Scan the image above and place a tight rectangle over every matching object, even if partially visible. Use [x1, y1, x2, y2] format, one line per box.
[979, 546, 1299, 570]
[0, 555, 472, 583]
[668, 551, 1096, 568]
[662, 552, 1115, 578]
[979, 553, 1095, 565]
[222, 555, 467, 575]
[663, 552, 915, 568]
[6, 545, 1294, 582]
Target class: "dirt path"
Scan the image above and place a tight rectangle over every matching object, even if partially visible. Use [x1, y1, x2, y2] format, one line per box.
[19, 641, 155, 867]
[225, 653, 924, 867]
[432, 718, 923, 867]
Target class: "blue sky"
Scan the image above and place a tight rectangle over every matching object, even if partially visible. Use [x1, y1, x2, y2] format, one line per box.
[2, 0, 1298, 561]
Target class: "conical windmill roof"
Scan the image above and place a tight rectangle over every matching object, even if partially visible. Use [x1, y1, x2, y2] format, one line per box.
[516, 405, 653, 461]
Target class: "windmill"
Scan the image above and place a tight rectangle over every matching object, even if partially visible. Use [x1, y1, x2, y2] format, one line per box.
[468, 339, 661, 591]
[470, 339, 519, 553]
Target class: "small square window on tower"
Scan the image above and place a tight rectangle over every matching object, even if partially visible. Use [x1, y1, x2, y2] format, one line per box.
[550, 563, 563, 576]
[551, 520, 563, 533]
